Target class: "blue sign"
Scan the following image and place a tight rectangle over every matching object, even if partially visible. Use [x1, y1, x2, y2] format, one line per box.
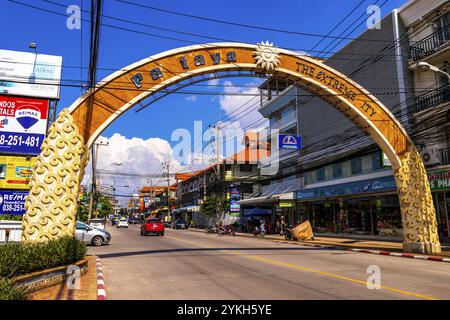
[279, 134, 302, 150]
[297, 175, 396, 200]
[229, 187, 241, 214]
[0, 190, 28, 215]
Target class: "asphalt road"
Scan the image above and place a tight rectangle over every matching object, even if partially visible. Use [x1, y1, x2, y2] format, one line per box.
[88, 224, 450, 300]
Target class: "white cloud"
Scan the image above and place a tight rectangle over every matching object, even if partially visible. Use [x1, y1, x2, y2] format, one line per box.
[82, 133, 183, 206]
[185, 95, 198, 102]
[207, 78, 220, 86]
[218, 80, 268, 130]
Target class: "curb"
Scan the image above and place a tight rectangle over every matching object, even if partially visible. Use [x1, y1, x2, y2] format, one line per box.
[272, 240, 450, 264]
[95, 257, 107, 300]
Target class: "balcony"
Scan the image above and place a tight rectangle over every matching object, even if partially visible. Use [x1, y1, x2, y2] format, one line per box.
[410, 27, 450, 62]
[413, 85, 450, 113]
[441, 148, 450, 165]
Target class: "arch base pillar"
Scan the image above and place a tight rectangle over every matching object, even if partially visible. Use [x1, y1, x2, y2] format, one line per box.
[395, 147, 441, 254]
[21, 109, 89, 242]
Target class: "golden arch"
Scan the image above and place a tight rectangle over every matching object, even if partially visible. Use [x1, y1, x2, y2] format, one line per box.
[22, 43, 441, 254]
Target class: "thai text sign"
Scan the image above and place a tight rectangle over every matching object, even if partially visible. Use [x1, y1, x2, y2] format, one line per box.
[428, 169, 450, 191]
[0, 95, 49, 155]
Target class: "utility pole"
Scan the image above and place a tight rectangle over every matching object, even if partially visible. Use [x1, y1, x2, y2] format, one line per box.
[163, 160, 171, 221]
[88, 140, 109, 221]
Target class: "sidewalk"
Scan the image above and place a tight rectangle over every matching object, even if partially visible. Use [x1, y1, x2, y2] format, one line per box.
[189, 228, 450, 258]
[29, 255, 99, 300]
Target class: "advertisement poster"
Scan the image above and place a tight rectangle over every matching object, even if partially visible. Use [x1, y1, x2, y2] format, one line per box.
[0, 95, 49, 155]
[0, 155, 35, 189]
[0, 49, 63, 99]
[0, 190, 28, 215]
[229, 187, 241, 215]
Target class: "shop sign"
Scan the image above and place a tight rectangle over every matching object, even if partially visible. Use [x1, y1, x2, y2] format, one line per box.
[382, 152, 391, 167]
[0, 49, 63, 99]
[428, 170, 450, 191]
[297, 175, 396, 200]
[279, 200, 295, 208]
[230, 187, 240, 213]
[0, 96, 49, 155]
[0, 190, 28, 215]
[279, 134, 302, 150]
[0, 155, 36, 189]
[225, 170, 233, 181]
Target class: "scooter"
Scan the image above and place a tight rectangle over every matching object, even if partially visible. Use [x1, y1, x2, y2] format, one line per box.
[283, 225, 295, 240]
[253, 225, 266, 238]
[205, 225, 218, 234]
[217, 224, 235, 236]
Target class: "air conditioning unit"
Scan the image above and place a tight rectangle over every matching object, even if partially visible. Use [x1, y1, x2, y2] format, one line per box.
[420, 144, 441, 166]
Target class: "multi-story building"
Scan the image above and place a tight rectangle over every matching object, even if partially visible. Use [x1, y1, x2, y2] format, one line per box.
[400, 0, 450, 241]
[174, 132, 268, 228]
[243, 5, 426, 239]
[139, 185, 177, 221]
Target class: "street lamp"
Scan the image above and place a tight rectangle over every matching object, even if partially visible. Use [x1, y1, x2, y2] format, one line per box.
[411, 61, 450, 80]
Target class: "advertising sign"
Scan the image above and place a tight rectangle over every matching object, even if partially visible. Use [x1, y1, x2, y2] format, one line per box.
[0, 190, 28, 215]
[279, 134, 302, 150]
[229, 187, 240, 215]
[0, 155, 35, 189]
[0, 95, 48, 155]
[0, 49, 63, 99]
[428, 169, 450, 191]
[297, 175, 396, 200]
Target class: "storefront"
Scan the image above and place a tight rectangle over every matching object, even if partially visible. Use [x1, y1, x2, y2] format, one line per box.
[297, 175, 403, 238]
[428, 168, 450, 242]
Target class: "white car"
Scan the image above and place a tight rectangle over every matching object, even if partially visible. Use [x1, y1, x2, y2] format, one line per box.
[89, 218, 105, 230]
[117, 218, 129, 228]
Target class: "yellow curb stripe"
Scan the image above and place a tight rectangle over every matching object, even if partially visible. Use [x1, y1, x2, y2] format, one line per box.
[165, 234, 439, 300]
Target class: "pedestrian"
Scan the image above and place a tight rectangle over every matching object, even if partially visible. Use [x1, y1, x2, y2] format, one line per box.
[279, 216, 287, 236]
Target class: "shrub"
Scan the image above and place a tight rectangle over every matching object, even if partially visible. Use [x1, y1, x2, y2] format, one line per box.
[0, 236, 86, 278]
[0, 278, 28, 300]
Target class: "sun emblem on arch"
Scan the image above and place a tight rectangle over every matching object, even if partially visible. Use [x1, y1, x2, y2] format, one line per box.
[253, 41, 281, 72]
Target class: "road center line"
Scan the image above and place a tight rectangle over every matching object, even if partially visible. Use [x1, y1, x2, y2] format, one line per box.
[165, 234, 439, 300]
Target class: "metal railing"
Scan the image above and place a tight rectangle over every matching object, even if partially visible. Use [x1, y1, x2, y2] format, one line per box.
[414, 85, 450, 113]
[441, 148, 450, 165]
[410, 27, 450, 62]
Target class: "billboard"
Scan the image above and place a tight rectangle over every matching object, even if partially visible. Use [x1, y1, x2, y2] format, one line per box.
[0, 49, 63, 99]
[0, 96, 49, 155]
[0, 155, 36, 189]
[0, 190, 28, 215]
[279, 134, 302, 150]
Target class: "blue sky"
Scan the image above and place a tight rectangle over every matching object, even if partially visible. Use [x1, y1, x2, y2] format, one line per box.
[1, 0, 408, 193]
[2, 0, 407, 142]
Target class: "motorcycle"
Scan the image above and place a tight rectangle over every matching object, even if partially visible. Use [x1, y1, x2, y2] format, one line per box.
[283, 225, 295, 240]
[253, 225, 266, 238]
[217, 224, 235, 236]
[205, 225, 218, 234]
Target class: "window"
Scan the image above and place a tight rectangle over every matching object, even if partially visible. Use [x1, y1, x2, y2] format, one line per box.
[372, 152, 382, 170]
[240, 164, 253, 172]
[351, 157, 362, 174]
[316, 167, 325, 181]
[332, 163, 342, 179]
[241, 184, 253, 193]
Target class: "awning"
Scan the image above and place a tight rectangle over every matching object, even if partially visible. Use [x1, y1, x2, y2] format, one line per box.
[238, 196, 276, 205]
[243, 207, 272, 217]
[173, 205, 200, 213]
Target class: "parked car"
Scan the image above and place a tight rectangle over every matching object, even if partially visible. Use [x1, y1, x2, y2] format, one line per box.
[173, 219, 188, 230]
[128, 217, 141, 224]
[117, 218, 129, 228]
[111, 217, 119, 226]
[89, 218, 105, 230]
[141, 218, 165, 236]
[75, 221, 111, 246]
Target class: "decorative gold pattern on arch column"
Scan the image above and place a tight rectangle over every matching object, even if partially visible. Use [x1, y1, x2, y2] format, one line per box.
[394, 146, 441, 253]
[21, 109, 89, 242]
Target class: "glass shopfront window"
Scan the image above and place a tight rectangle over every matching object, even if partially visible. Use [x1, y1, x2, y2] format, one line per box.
[434, 192, 450, 241]
[302, 195, 402, 237]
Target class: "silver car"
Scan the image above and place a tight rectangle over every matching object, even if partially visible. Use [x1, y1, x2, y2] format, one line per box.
[75, 221, 111, 246]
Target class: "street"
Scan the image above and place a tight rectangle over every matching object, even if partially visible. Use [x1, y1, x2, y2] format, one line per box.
[89, 225, 450, 300]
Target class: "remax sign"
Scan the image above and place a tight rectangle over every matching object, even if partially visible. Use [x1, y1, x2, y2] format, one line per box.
[279, 134, 302, 150]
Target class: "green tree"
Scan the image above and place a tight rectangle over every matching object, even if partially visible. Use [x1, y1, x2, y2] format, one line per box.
[200, 195, 229, 217]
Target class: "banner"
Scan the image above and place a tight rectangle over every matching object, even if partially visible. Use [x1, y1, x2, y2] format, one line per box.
[0, 190, 28, 215]
[0, 155, 35, 189]
[0, 96, 49, 155]
[229, 187, 240, 215]
[0, 49, 63, 99]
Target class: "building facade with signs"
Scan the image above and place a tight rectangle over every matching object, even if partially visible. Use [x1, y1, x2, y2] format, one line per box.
[0, 48, 62, 219]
